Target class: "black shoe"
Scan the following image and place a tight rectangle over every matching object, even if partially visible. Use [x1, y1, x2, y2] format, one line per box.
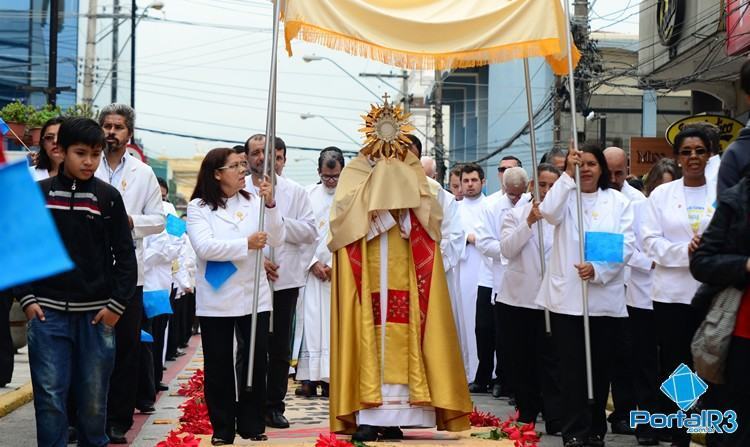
[610, 419, 635, 435]
[107, 426, 128, 444]
[544, 420, 562, 436]
[175, 349, 186, 357]
[508, 397, 516, 406]
[265, 410, 290, 428]
[137, 404, 156, 414]
[491, 383, 502, 398]
[67, 426, 77, 444]
[351, 425, 379, 442]
[636, 434, 659, 446]
[157, 382, 169, 391]
[380, 427, 404, 440]
[320, 382, 329, 398]
[239, 433, 268, 441]
[211, 437, 233, 446]
[563, 437, 586, 447]
[588, 434, 605, 447]
[468, 382, 489, 393]
[294, 381, 318, 397]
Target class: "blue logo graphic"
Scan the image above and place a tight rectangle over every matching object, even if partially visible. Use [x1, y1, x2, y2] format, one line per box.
[660, 363, 708, 411]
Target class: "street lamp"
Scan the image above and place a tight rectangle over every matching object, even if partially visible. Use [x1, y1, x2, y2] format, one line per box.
[132, 0, 165, 108]
[300, 113, 360, 146]
[302, 55, 383, 101]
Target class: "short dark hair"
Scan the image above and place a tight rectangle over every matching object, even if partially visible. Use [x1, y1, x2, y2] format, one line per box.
[57, 117, 106, 151]
[460, 162, 485, 181]
[233, 145, 246, 154]
[741, 59, 750, 96]
[318, 146, 345, 171]
[449, 164, 463, 179]
[157, 177, 168, 192]
[681, 122, 720, 155]
[275, 137, 286, 158]
[673, 127, 711, 154]
[244, 134, 265, 153]
[406, 134, 422, 157]
[191, 148, 250, 210]
[564, 141, 610, 190]
[537, 162, 561, 177]
[501, 155, 522, 167]
[36, 116, 65, 171]
[541, 148, 566, 163]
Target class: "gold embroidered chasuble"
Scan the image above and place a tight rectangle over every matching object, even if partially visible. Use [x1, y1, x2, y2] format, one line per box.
[328, 152, 472, 434]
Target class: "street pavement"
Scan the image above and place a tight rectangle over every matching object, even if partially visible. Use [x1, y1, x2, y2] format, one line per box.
[0, 335, 700, 446]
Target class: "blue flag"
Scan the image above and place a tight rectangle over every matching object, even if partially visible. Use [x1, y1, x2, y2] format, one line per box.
[165, 214, 186, 237]
[0, 161, 74, 290]
[0, 118, 9, 135]
[585, 231, 624, 263]
[140, 330, 154, 343]
[143, 289, 172, 318]
[205, 261, 237, 290]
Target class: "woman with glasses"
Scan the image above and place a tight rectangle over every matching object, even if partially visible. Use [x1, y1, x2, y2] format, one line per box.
[186, 148, 284, 445]
[31, 117, 65, 181]
[641, 127, 716, 447]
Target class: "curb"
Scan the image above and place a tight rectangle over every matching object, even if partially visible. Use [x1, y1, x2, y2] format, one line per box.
[0, 383, 33, 419]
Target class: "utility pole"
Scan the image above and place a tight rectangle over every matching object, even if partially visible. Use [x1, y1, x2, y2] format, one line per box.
[47, 0, 59, 105]
[401, 69, 410, 113]
[111, 0, 120, 103]
[130, 0, 137, 108]
[433, 69, 445, 186]
[82, 0, 98, 105]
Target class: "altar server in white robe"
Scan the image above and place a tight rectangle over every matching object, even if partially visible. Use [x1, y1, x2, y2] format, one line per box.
[295, 148, 345, 397]
[498, 163, 562, 434]
[535, 143, 634, 447]
[456, 163, 488, 384]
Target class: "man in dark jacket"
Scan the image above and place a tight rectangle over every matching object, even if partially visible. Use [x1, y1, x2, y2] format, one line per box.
[718, 59, 750, 196]
[18, 117, 137, 447]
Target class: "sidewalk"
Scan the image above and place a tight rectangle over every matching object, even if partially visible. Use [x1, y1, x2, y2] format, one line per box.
[0, 347, 32, 418]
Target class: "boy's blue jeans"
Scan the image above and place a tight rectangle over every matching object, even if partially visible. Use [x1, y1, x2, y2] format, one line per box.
[27, 308, 116, 447]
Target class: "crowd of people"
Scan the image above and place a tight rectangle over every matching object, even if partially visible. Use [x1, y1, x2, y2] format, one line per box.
[1, 68, 750, 447]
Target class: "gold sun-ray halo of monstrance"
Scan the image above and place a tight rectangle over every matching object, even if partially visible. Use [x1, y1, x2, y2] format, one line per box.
[359, 93, 415, 161]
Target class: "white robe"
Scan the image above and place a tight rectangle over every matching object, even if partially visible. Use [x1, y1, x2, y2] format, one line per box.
[296, 183, 335, 382]
[456, 194, 487, 381]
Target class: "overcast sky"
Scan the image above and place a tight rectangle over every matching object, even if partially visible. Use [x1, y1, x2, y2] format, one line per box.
[86, 0, 639, 182]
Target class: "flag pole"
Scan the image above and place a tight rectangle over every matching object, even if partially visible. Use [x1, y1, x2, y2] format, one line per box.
[562, 0, 593, 402]
[247, 0, 281, 391]
[522, 59, 552, 336]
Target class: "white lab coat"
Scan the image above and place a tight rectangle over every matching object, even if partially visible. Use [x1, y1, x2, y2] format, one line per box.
[498, 201, 553, 310]
[143, 201, 182, 293]
[620, 182, 654, 310]
[705, 154, 720, 188]
[247, 175, 317, 291]
[476, 192, 531, 301]
[641, 178, 717, 305]
[95, 151, 165, 286]
[534, 173, 635, 317]
[477, 191, 503, 288]
[187, 192, 285, 317]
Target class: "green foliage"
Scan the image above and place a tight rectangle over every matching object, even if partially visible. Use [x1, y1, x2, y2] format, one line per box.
[471, 428, 502, 440]
[0, 101, 34, 124]
[64, 103, 98, 120]
[28, 104, 62, 128]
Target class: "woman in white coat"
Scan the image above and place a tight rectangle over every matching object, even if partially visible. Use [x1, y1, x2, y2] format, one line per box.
[535, 143, 635, 447]
[641, 127, 715, 447]
[187, 148, 284, 445]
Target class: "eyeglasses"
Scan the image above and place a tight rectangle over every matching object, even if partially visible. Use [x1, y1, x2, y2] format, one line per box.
[678, 148, 708, 157]
[321, 174, 340, 182]
[42, 134, 57, 143]
[217, 161, 248, 172]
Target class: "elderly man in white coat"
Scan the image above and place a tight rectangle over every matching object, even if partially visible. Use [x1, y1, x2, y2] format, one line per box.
[498, 163, 562, 435]
[244, 135, 317, 429]
[476, 166, 530, 400]
[95, 104, 165, 443]
[294, 148, 346, 398]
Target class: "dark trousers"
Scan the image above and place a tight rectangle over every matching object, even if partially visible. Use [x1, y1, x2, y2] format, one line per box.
[609, 313, 637, 424]
[626, 306, 659, 436]
[136, 315, 156, 408]
[653, 301, 700, 445]
[201, 312, 269, 442]
[181, 292, 195, 346]
[498, 303, 562, 425]
[166, 295, 184, 359]
[474, 286, 498, 387]
[266, 287, 299, 413]
[107, 286, 144, 431]
[152, 313, 169, 385]
[551, 312, 616, 442]
[0, 295, 13, 385]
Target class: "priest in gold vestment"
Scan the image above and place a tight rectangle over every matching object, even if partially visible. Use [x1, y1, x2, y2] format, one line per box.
[327, 99, 472, 442]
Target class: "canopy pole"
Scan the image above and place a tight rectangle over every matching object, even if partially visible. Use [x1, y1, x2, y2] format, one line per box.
[561, 0, 593, 402]
[522, 59, 551, 336]
[248, 0, 281, 391]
